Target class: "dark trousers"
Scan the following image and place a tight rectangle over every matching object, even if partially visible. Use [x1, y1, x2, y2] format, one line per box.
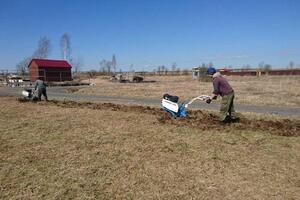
[38, 88, 48, 101]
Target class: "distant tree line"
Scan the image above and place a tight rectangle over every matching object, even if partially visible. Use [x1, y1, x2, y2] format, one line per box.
[240, 61, 297, 71]
[16, 36, 299, 77]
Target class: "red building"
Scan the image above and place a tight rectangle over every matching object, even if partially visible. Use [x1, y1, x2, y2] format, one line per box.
[28, 59, 72, 82]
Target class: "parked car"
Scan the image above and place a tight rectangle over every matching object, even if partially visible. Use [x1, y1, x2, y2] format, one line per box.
[111, 73, 144, 83]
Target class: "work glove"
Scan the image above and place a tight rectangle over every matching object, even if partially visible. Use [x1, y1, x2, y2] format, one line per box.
[212, 95, 217, 100]
[206, 98, 212, 104]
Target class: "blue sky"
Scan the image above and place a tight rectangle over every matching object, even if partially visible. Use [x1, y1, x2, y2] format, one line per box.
[0, 0, 299, 71]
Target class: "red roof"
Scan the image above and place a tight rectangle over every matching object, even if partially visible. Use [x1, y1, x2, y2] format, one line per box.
[28, 59, 72, 68]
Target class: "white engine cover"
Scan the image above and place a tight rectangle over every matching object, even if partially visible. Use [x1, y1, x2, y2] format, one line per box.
[22, 90, 30, 97]
[162, 99, 179, 113]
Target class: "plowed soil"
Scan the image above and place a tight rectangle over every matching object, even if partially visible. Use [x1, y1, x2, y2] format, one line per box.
[18, 98, 300, 137]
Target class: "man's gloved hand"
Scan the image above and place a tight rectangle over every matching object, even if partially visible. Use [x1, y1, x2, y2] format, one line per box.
[206, 98, 212, 104]
[212, 95, 217, 100]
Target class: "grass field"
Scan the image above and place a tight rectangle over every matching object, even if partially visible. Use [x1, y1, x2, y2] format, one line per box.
[1, 97, 300, 199]
[76, 75, 300, 107]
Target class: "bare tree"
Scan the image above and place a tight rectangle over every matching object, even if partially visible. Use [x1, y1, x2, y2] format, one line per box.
[33, 36, 51, 58]
[16, 57, 32, 75]
[164, 66, 169, 75]
[16, 36, 50, 74]
[157, 66, 161, 75]
[60, 33, 71, 61]
[176, 67, 181, 75]
[71, 56, 83, 74]
[289, 61, 294, 69]
[112, 54, 117, 72]
[171, 62, 177, 71]
[242, 64, 251, 70]
[99, 59, 112, 73]
[198, 65, 208, 76]
[161, 65, 165, 73]
[245, 64, 251, 69]
[129, 64, 135, 72]
[258, 61, 265, 70]
[88, 70, 97, 78]
[99, 59, 107, 72]
[264, 64, 272, 71]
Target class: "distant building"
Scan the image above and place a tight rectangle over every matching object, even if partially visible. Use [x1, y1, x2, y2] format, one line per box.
[192, 67, 207, 78]
[28, 59, 72, 82]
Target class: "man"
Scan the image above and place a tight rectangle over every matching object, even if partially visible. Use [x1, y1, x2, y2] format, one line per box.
[34, 76, 48, 101]
[207, 67, 239, 123]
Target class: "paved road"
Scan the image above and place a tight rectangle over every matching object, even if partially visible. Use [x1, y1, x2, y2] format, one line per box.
[1, 86, 300, 117]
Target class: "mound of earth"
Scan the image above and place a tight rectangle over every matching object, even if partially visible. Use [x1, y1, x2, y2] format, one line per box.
[18, 98, 300, 137]
[157, 110, 300, 137]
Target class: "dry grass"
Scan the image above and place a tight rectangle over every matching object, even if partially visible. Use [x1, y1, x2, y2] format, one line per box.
[77, 75, 300, 107]
[1, 97, 300, 199]
[229, 76, 300, 107]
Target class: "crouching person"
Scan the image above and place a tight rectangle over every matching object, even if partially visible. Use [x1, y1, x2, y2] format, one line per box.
[35, 76, 48, 101]
[207, 67, 239, 123]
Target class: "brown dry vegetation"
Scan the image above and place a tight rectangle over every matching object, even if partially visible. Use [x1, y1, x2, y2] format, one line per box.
[76, 75, 300, 107]
[1, 97, 300, 199]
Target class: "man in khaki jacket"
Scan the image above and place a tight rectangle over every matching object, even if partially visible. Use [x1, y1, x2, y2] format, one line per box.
[207, 67, 239, 123]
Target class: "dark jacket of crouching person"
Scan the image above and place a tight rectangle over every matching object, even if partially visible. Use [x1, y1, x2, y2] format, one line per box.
[34, 78, 48, 101]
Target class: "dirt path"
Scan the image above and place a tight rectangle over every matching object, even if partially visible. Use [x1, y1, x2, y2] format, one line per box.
[2, 86, 300, 117]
